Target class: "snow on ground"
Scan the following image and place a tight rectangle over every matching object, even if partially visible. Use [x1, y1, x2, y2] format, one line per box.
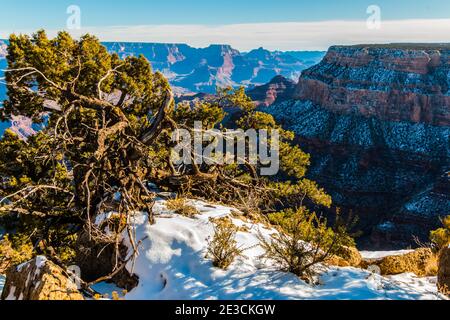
[0, 275, 5, 296]
[0, 199, 445, 300]
[116, 199, 446, 300]
[360, 250, 415, 260]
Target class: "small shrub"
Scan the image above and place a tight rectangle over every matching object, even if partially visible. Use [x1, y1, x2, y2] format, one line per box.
[430, 216, 450, 251]
[206, 217, 244, 270]
[166, 198, 200, 217]
[259, 208, 353, 281]
[0, 234, 34, 273]
[107, 214, 128, 234]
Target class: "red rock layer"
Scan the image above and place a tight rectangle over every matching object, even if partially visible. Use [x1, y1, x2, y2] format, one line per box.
[295, 78, 450, 126]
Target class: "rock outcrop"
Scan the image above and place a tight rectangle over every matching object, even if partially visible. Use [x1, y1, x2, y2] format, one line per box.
[1, 256, 84, 300]
[295, 46, 450, 126]
[248, 75, 297, 107]
[361, 248, 438, 277]
[326, 246, 362, 267]
[264, 45, 450, 248]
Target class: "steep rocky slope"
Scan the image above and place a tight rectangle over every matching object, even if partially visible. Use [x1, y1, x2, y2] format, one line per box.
[247, 75, 297, 107]
[264, 45, 450, 248]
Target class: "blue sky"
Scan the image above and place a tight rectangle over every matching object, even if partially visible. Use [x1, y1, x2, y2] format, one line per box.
[1, 0, 449, 50]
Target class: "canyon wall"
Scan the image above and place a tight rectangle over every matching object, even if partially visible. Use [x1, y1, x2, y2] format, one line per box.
[265, 45, 450, 248]
[247, 75, 297, 107]
[104, 43, 325, 94]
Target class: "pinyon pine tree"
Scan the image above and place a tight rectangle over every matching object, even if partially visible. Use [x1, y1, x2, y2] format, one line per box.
[0, 31, 342, 286]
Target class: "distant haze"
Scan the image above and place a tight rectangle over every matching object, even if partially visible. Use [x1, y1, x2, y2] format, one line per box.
[2, 19, 450, 51]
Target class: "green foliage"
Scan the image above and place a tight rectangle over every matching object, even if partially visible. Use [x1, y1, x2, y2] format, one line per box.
[0, 233, 34, 272]
[260, 207, 353, 280]
[0, 30, 341, 275]
[430, 216, 450, 251]
[230, 89, 332, 209]
[173, 101, 225, 129]
[172, 85, 332, 214]
[0, 30, 171, 267]
[206, 217, 244, 270]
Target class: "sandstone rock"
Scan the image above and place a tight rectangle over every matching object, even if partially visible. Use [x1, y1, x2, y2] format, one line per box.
[325, 246, 362, 268]
[102, 43, 323, 94]
[337, 246, 362, 267]
[363, 248, 438, 277]
[325, 255, 351, 267]
[294, 46, 450, 126]
[1, 256, 84, 300]
[438, 246, 450, 295]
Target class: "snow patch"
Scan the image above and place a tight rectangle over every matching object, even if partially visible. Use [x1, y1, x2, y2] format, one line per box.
[35, 256, 48, 269]
[0, 275, 5, 296]
[360, 250, 415, 260]
[118, 199, 445, 300]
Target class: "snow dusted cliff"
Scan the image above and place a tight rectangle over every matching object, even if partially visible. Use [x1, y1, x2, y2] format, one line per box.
[264, 45, 450, 248]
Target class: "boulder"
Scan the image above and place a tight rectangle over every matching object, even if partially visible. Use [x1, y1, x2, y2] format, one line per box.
[438, 246, 450, 295]
[326, 246, 362, 268]
[1, 256, 84, 300]
[337, 246, 362, 267]
[363, 248, 438, 277]
[325, 255, 351, 267]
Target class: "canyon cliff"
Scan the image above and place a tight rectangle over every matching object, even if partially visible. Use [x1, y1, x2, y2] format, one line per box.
[247, 75, 297, 107]
[104, 42, 324, 94]
[264, 45, 450, 248]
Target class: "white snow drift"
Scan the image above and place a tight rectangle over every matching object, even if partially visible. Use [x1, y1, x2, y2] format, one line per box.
[1, 199, 446, 300]
[113, 199, 445, 300]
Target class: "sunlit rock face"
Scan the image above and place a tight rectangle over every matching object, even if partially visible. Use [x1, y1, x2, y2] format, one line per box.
[265, 45, 450, 249]
[295, 46, 450, 126]
[247, 75, 297, 107]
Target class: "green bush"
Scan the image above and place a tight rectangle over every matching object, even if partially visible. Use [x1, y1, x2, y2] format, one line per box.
[259, 208, 353, 281]
[0, 234, 34, 272]
[430, 216, 450, 251]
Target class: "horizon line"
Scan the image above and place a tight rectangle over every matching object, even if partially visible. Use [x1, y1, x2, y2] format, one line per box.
[1, 18, 450, 51]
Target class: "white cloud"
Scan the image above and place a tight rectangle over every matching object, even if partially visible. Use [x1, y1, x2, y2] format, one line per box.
[2, 19, 450, 51]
